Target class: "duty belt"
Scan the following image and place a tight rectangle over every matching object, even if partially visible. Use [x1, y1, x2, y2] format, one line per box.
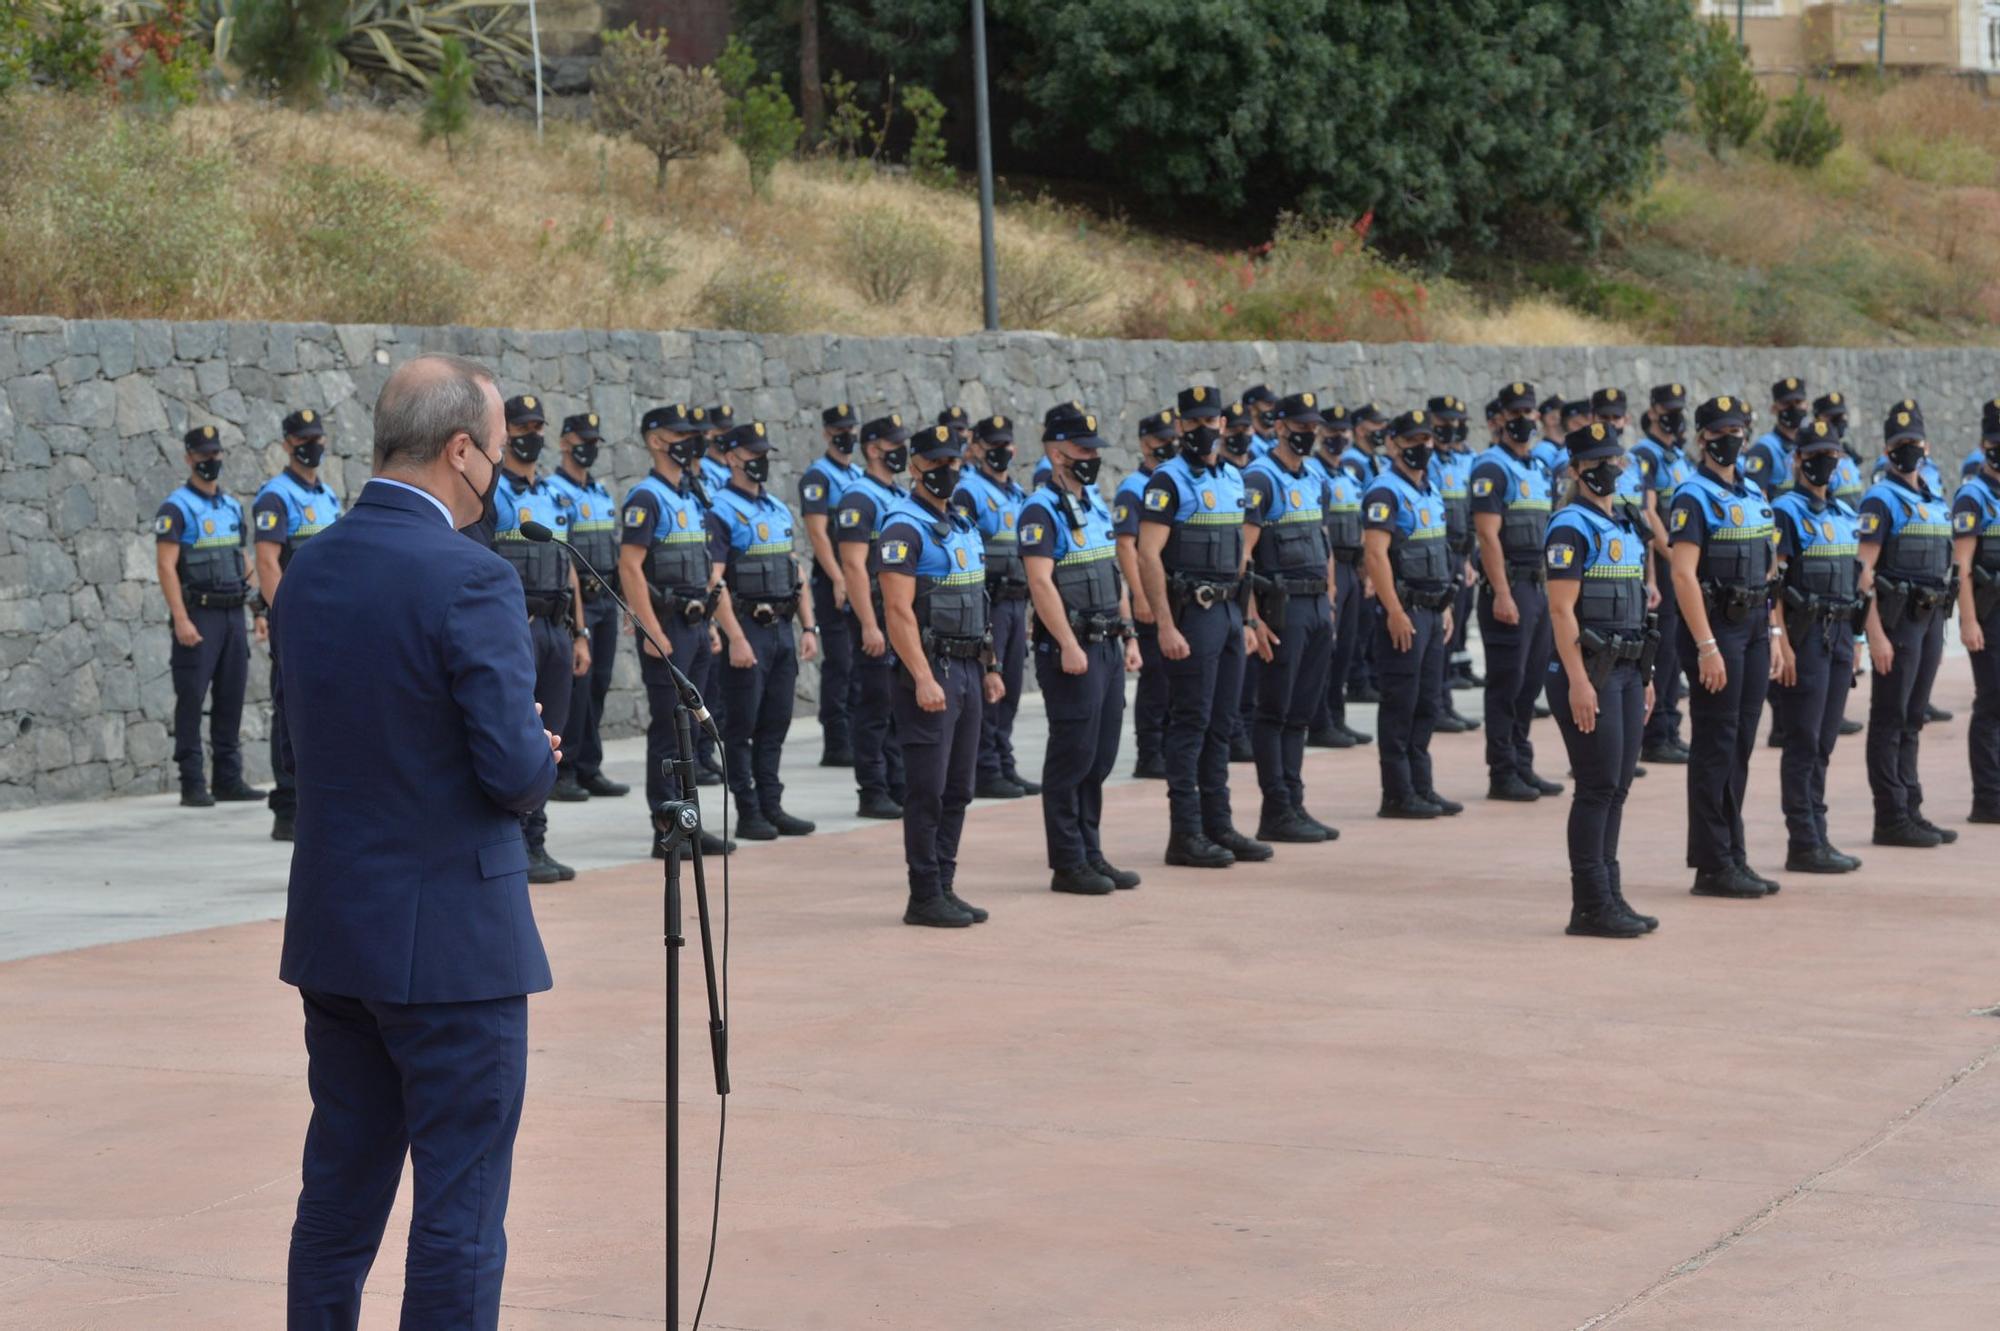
[524, 590, 574, 621]
[742, 596, 798, 626]
[1067, 611, 1127, 644]
[580, 580, 610, 603]
[923, 633, 987, 660]
[184, 589, 247, 610]
[1169, 575, 1239, 609]
[1332, 548, 1362, 566]
[652, 588, 712, 625]
[1502, 560, 1547, 586]
[1398, 583, 1454, 612]
[1701, 580, 1765, 625]
[988, 577, 1030, 602]
[1264, 573, 1329, 597]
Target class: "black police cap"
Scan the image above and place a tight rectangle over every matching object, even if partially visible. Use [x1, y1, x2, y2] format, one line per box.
[1984, 398, 2000, 443]
[1590, 387, 1628, 416]
[1562, 400, 1591, 421]
[1885, 406, 1924, 445]
[910, 423, 964, 460]
[1274, 391, 1326, 426]
[1224, 401, 1253, 428]
[1424, 395, 1466, 421]
[1239, 383, 1278, 408]
[183, 424, 222, 453]
[703, 404, 734, 431]
[641, 403, 698, 434]
[937, 405, 970, 428]
[1771, 376, 1806, 404]
[1797, 419, 1843, 453]
[1650, 383, 1687, 410]
[1321, 403, 1351, 428]
[721, 421, 773, 453]
[282, 408, 326, 439]
[1352, 402, 1388, 426]
[1498, 381, 1536, 412]
[1538, 394, 1565, 415]
[822, 402, 858, 429]
[974, 414, 1014, 445]
[860, 412, 910, 445]
[1138, 409, 1177, 440]
[561, 412, 602, 441]
[1484, 398, 1502, 420]
[504, 393, 546, 425]
[1388, 409, 1435, 439]
[1177, 385, 1223, 418]
[1042, 403, 1103, 447]
[1811, 391, 1845, 418]
[1693, 395, 1749, 432]
[1565, 421, 1622, 463]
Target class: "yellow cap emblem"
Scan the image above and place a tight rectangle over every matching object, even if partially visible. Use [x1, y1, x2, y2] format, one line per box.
[1192, 387, 1206, 403]
[1590, 423, 1606, 440]
[1302, 392, 1315, 407]
[1897, 411, 1910, 426]
[1718, 396, 1733, 411]
[891, 413, 902, 426]
[1512, 382, 1525, 395]
[994, 415, 1006, 428]
[690, 406, 702, 420]
[1671, 383, 1683, 396]
[1085, 415, 1097, 432]
[588, 413, 598, 426]
[1830, 393, 1842, 405]
[1785, 378, 1798, 390]
[300, 409, 314, 422]
[203, 426, 216, 439]
[523, 395, 536, 409]
[1412, 410, 1425, 424]
[755, 422, 766, 437]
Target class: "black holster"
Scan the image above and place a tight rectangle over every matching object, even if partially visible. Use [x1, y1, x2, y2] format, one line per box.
[1637, 616, 1662, 678]
[1874, 576, 1911, 634]
[1973, 563, 2000, 621]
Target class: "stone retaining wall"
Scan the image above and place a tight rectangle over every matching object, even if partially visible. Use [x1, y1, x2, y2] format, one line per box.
[1, 315, 1994, 809]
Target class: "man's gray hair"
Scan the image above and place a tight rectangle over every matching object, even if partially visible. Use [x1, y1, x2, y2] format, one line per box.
[372, 353, 496, 471]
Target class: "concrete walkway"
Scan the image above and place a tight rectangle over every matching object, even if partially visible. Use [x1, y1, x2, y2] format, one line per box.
[3, 663, 1999, 1328]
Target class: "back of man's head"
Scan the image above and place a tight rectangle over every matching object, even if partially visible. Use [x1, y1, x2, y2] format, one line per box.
[373, 354, 496, 473]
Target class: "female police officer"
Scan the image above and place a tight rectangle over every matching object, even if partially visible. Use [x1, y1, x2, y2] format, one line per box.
[1954, 399, 2000, 825]
[1667, 395, 1782, 899]
[1544, 423, 1657, 938]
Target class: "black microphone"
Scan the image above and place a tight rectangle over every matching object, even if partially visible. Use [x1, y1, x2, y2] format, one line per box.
[519, 519, 718, 737]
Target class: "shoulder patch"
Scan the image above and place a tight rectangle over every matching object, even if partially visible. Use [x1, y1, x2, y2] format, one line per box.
[1021, 521, 1045, 545]
[154, 514, 174, 535]
[1671, 507, 1690, 531]
[839, 508, 861, 527]
[624, 505, 648, 527]
[1956, 510, 1979, 533]
[1546, 542, 1576, 569]
[256, 510, 280, 531]
[1861, 511, 1882, 533]
[1113, 504, 1129, 524]
[1366, 501, 1392, 523]
[1144, 488, 1173, 512]
[1472, 477, 1494, 497]
[1246, 488, 1265, 507]
[880, 538, 911, 565]
[803, 482, 826, 501]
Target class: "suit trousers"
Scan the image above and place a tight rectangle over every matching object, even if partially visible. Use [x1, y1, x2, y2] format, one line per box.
[287, 989, 527, 1331]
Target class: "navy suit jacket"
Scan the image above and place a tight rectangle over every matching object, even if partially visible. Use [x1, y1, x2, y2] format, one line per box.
[273, 480, 556, 1004]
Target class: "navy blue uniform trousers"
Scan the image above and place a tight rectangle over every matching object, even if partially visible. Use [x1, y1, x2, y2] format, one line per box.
[1774, 622, 1855, 849]
[1866, 609, 1945, 825]
[1549, 659, 1646, 894]
[1478, 577, 1552, 781]
[1643, 553, 1685, 748]
[809, 567, 854, 755]
[1680, 614, 1769, 872]
[850, 608, 906, 802]
[1375, 603, 1445, 801]
[978, 595, 1028, 782]
[171, 603, 249, 791]
[1317, 558, 1364, 731]
[521, 616, 574, 852]
[559, 591, 621, 782]
[1253, 591, 1334, 814]
[721, 618, 797, 819]
[1035, 636, 1126, 869]
[288, 989, 526, 1331]
[639, 617, 711, 818]
[1162, 599, 1245, 835]
[1132, 621, 1168, 765]
[895, 657, 982, 900]
[1971, 602, 2000, 812]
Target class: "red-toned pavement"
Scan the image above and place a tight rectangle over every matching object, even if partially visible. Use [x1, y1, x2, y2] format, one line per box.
[4, 661, 1999, 1330]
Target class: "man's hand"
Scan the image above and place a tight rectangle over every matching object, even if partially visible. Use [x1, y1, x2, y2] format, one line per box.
[1771, 636, 1792, 685]
[917, 677, 947, 712]
[537, 704, 563, 763]
[1493, 592, 1520, 626]
[801, 629, 820, 663]
[1124, 638, 1143, 672]
[1253, 622, 1279, 663]
[1442, 607, 1454, 642]
[708, 625, 722, 655]
[253, 615, 269, 645]
[983, 670, 1006, 705]
[1386, 607, 1415, 652]
[172, 614, 203, 648]
[1644, 681, 1657, 722]
[641, 628, 668, 659]
[730, 635, 756, 669]
[830, 573, 848, 610]
[571, 635, 591, 677]
[1160, 623, 1191, 660]
[1869, 630, 1894, 677]
[1133, 595, 1155, 625]
[1963, 618, 1985, 654]
[861, 623, 887, 657]
[1061, 641, 1088, 675]
[1646, 582, 1662, 611]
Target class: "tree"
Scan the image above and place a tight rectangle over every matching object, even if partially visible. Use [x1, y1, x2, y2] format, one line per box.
[592, 25, 726, 191]
[1764, 80, 1841, 169]
[1689, 15, 1767, 159]
[738, 73, 803, 197]
[420, 36, 475, 163]
[231, 0, 346, 107]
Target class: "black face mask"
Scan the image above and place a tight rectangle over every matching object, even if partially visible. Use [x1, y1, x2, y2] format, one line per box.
[918, 462, 959, 500]
[829, 430, 856, 455]
[192, 457, 223, 483]
[1580, 460, 1622, 498]
[1223, 432, 1251, 457]
[984, 445, 1014, 470]
[570, 440, 599, 470]
[291, 441, 325, 469]
[1888, 441, 1926, 476]
[1985, 442, 2000, 471]
[1398, 442, 1433, 473]
[1798, 452, 1841, 489]
[1069, 454, 1102, 487]
[1148, 439, 1177, 464]
[508, 432, 545, 464]
[1823, 415, 1848, 439]
[1657, 409, 1685, 439]
[1505, 416, 1536, 445]
[1704, 433, 1744, 468]
[743, 455, 770, 484]
[1321, 432, 1350, 457]
[1284, 430, 1317, 457]
[881, 445, 909, 474]
[1256, 411, 1276, 433]
[457, 441, 500, 528]
[1181, 427, 1221, 466]
[667, 436, 704, 467]
[1778, 407, 1808, 431]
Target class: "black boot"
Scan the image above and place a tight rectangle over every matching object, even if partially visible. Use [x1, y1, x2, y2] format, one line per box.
[903, 894, 974, 928]
[1914, 813, 1958, 845]
[1257, 805, 1327, 843]
[734, 810, 780, 841]
[1051, 865, 1116, 895]
[214, 780, 267, 802]
[1307, 725, 1355, 749]
[1132, 753, 1168, 780]
[1487, 773, 1541, 802]
[528, 847, 565, 884]
[1732, 859, 1779, 894]
[1378, 794, 1442, 819]
[857, 790, 904, 819]
[1229, 734, 1255, 764]
[271, 813, 294, 842]
[1293, 806, 1340, 841]
[1785, 843, 1851, 874]
[1823, 842, 1863, 871]
[549, 771, 591, 802]
[1873, 818, 1943, 848]
[1690, 865, 1764, 898]
[180, 786, 215, 808]
[1433, 708, 1475, 734]
[1525, 770, 1565, 797]
[1567, 874, 1647, 938]
[1640, 741, 1688, 765]
[1925, 701, 1954, 723]
[765, 808, 816, 836]
[943, 888, 989, 922]
[581, 771, 630, 797]
[700, 830, 735, 856]
[1419, 791, 1464, 816]
[1838, 717, 1863, 736]
[1165, 830, 1235, 868]
[975, 776, 1025, 799]
[1210, 826, 1274, 861]
[1606, 861, 1657, 932]
[1006, 772, 1042, 796]
[1339, 722, 1374, 745]
[819, 746, 855, 768]
[1089, 858, 1142, 889]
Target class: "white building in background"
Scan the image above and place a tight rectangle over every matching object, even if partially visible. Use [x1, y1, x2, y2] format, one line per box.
[1697, 0, 2000, 75]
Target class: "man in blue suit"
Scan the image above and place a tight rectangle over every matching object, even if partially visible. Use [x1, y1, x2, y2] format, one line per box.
[271, 353, 561, 1330]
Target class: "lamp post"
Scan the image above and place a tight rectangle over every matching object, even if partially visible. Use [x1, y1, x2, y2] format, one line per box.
[970, 0, 999, 331]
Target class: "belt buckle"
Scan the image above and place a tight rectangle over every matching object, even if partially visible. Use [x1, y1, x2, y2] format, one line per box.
[1193, 584, 1217, 609]
[751, 603, 777, 626]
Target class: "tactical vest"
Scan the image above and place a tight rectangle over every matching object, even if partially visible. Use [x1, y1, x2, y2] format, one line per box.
[162, 485, 247, 594]
[1865, 476, 1951, 586]
[492, 471, 572, 594]
[1153, 454, 1246, 578]
[883, 495, 990, 640]
[1774, 493, 1860, 599]
[1431, 448, 1473, 550]
[548, 469, 619, 578]
[1748, 431, 1795, 493]
[1676, 470, 1775, 589]
[1367, 471, 1451, 588]
[1613, 463, 1645, 527]
[254, 470, 341, 570]
[1548, 503, 1647, 635]
[1022, 484, 1121, 621]
[1318, 461, 1364, 555]
[1247, 455, 1332, 574]
[1475, 447, 1552, 559]
[625, 472, 711, 596]
[1955, 475, 2000, 572]
[710, 484, 798, 602]
[841, 475, 908, 586]
[955, 468, 1027, 584]
[1833, 452, 1866, 505]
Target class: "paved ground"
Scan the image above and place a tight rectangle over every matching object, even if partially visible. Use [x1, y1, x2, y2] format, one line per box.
[4, 661, 1999, 1329]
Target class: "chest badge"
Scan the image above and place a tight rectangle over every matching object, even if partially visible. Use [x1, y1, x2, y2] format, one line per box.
[1729, 504, 1744, 526]
[675, 510, 688, 529]
[303, 506, 317, 524]
[1289, 488, 1302, 507]
[518, 506, 533, 523]
[954, 546, 969, 569]
[1201, 490, 1216, 510]
[202, 518, 215, 535]
[1003, 512, 1015, 529]
[1608, 537, 1623, 563]
[580, 502, 592, 519]
[757, 521, 771, 540]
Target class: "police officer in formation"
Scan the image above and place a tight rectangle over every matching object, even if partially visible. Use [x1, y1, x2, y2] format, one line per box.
[1859, 404, 1958, 849]
[1020, 404, 1144, 894]
[1137, 386, 1272, 867]
[1471, 381, 1560, 802]
[1667, 394, 1781, 898]
[252, 409, 339, 839]
[485, 393, 592, 883]
[1633, 384, 1695, 765]
[837, 413, 913, 819]
[1745, 376, 1811, 494]
[1427, 395, 1481, 716]
[1363, 409, 1463, 819]
[1816, 393, 1869, 510]
[1115, 409, 1179, 779]
[1543, 422, 1659, 938]
[954, 412, 1040, 799]
[617, 403, 731, 859]
[1309, 404, 1372, 750]
[1954, 400, 2000, 826]
[1769, 420, 1864, 874]
[706, 420, 820, 840]
[799, 403, 865, 768]
[547, 411, 632, 804]
[156, 425, 264, 809]
[1243, 392, 1342, 842]
[878, 425, 1008, 927]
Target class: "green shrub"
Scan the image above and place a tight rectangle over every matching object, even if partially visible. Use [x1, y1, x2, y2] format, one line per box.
[837, 207, 956, 305]
[1869, 131, 1997, 187]
[269, 161, 467, 323]
[1, 0, 35, 94]
[1765, 82, 1842, 169]
[698, 258, 816, 331]
[821, 68, 893, 168]
[420, 36, 475, 161]
[737, 73, 802, 197]
[30, 0, 103, 91]
[232, 0, 345, 106]
[714, 32, 756, 134]
[592, 25, 726, 190]
[901, 82, 949, 187]
[1689, 16, 1765, 159]
[998, 237, 1107, 330]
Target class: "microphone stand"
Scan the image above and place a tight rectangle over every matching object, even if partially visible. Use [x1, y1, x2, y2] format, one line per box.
[521, 523, 729, 1325]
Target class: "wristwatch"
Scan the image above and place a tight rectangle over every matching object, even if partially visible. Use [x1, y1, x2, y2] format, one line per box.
[803, 624, 821, 635]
